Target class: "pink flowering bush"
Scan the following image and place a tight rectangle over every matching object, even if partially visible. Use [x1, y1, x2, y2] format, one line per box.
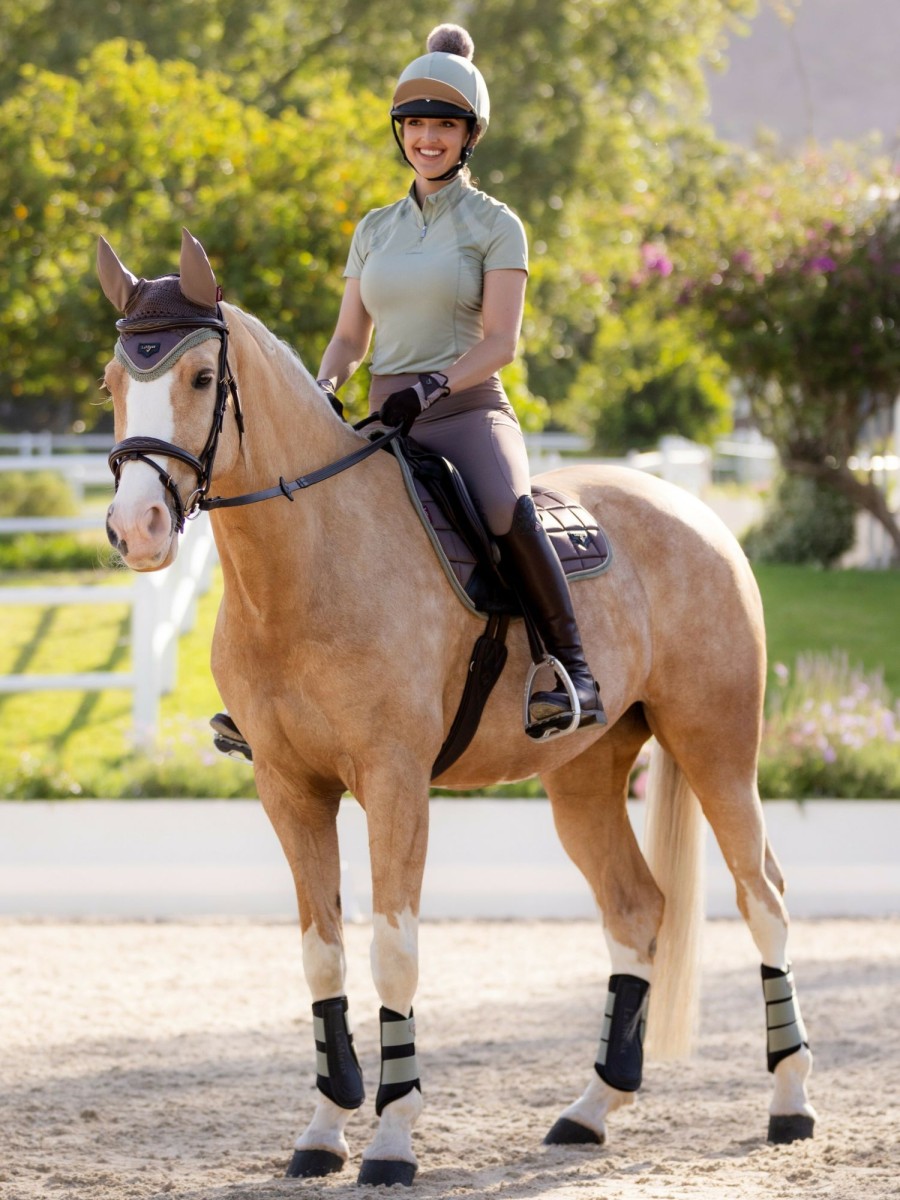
[759, 654, 900, 798]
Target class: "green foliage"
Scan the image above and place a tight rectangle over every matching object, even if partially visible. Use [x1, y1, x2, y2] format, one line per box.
[759, 654, 900, 799]
[0, 470, 78, 516]
[742, 472, 856, 567]
[0, 532, 112, 570]
[0, 0, 755, 441]
[558, 301, 732, 452]
[0, 39, 403, 428]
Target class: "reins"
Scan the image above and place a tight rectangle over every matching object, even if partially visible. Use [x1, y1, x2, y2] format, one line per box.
[200, 415, 404, 512]
[108, 313, 402, 528]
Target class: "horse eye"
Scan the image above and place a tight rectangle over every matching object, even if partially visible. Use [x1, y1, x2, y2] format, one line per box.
[193, 370, 214, 389]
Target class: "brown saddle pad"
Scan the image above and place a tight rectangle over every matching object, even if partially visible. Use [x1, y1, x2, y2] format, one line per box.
[412, 477, 612, 614]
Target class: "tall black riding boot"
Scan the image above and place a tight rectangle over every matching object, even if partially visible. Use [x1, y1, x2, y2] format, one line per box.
[497, 496, 607, 730]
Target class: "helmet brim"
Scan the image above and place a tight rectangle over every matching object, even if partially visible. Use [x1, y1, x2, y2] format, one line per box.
[391, 97, 475, 121]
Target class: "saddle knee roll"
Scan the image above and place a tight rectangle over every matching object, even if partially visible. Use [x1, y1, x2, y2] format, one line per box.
[594, 974, 650, 1093]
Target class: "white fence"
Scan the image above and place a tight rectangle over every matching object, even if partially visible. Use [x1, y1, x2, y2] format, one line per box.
[0, 513, 217, 745]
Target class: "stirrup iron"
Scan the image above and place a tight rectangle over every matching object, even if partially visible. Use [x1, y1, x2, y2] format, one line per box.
[523, 654, 582, 740]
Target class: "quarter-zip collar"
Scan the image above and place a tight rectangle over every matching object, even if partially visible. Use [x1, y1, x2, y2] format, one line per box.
[406, 176, 468, 231]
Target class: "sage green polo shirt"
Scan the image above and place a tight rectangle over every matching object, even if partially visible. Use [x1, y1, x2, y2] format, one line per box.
[344, 177, 528, 376]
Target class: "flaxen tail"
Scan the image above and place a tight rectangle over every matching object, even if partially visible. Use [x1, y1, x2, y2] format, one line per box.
[641, 740, 706, 1059]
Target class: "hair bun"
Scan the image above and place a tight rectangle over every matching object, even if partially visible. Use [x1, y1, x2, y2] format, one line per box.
[426, 23, 475, 60]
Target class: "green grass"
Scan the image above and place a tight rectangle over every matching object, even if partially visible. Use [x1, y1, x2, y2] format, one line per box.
[0, 560, 897, 798]
[754, 563, 900, 695]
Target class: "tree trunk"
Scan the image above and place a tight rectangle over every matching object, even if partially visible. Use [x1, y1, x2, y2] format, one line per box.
[784, 457, 900, 564]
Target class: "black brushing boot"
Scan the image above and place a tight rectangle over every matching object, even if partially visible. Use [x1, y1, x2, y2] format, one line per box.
[497, 496, 607, 731]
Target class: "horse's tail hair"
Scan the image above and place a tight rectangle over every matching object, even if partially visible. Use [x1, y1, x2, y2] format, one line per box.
[641, 739, 706, 1060]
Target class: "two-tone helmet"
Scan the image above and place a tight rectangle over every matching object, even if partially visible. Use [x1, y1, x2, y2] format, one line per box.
[390, 25, 489, 180]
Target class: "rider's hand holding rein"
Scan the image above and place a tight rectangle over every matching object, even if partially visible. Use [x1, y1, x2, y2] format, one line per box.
[379, 371, 450, 432]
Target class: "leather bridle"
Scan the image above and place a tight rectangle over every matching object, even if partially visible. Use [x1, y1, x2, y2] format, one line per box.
[107, 310, 402, 530]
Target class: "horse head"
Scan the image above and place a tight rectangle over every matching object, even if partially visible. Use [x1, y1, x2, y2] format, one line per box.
[99, 229, 242, 570]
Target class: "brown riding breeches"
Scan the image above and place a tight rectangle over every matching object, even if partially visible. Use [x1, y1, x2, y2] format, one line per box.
[368, 374, 531, 536]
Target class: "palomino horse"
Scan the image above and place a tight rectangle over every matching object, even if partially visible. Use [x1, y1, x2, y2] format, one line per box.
[99, 230, 814, 1186]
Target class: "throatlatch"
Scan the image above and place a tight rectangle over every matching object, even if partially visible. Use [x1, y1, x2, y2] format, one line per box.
[761, 964, 809, 1073]
[312, 996, 365, 1109]
[595, 974, 650, 1092]
[375, 1007, 421, 1116]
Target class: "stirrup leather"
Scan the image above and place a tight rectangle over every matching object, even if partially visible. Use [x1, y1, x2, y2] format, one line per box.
[523, 655, 582, 740]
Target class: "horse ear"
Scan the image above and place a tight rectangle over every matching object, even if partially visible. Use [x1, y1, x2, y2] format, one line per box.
[97, 236, 140, 313]
[179, 228, 219, 308]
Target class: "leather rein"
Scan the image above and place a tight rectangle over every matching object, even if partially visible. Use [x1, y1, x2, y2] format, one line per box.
[107, 312, 402, 530]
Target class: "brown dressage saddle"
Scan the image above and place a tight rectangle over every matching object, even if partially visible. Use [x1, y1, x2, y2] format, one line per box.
[390, 438, 613, 776]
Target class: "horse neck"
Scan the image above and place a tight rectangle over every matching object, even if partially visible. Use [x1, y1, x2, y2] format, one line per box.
[210, 307, 390, 612]
[222, 305, 361, 491]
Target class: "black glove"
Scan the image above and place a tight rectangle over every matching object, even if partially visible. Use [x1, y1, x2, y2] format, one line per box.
[379, 372, 450, 433]
[317, 378, 344, 419]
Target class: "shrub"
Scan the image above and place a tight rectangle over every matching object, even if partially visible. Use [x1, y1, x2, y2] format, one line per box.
[0, 470, 79, 517]
[759, 653, 900, 799]
[742, 473, 856, 567]
[0, 532, 113, 570]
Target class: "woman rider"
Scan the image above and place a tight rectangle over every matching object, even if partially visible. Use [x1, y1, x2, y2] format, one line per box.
[212, 24, 605, 760]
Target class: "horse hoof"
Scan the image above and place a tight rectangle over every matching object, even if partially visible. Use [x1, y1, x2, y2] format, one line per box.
[357, 1158, 417, 1187]
[543, 1117, 605, 1146]
[285, 1148, 345, 1177]
[768, 1114, 815, 1144]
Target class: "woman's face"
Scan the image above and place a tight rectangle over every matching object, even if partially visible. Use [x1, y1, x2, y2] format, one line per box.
[402, 117, 469, 179]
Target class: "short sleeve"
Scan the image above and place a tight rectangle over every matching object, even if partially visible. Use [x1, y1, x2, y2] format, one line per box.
[483, 207, 529, 274]
[343, 214, 371, 279]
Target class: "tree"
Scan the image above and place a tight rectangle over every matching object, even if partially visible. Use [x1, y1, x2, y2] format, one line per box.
[0, 40, 402, 428]
[671, 148, 900, 558]
[0, 0, 756, 438]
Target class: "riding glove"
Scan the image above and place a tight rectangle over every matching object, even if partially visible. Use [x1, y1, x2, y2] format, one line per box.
[317, 378, 344, 419]
[379, 372, 450, 433]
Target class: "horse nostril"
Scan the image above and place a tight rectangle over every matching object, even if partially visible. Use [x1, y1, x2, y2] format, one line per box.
[144, 502, 173, 542]
[106, 518, 120, 551]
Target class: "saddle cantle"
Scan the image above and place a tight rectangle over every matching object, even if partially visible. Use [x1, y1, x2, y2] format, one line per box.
[391, 437, 613, 615]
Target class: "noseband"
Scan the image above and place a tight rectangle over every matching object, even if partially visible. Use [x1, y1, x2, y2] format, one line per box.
[107, 308, 243, 532]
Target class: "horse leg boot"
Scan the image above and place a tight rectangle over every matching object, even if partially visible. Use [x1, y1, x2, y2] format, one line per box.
[497, 495, 607, 729]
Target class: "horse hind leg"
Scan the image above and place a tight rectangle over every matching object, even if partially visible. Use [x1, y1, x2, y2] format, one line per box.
[540, 707, 674, 1147]
[650, 720, 816, 1143]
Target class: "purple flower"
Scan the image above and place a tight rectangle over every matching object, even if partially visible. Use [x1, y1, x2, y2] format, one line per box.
[808, 255, 838, 273]
[640, 242, 674, 276]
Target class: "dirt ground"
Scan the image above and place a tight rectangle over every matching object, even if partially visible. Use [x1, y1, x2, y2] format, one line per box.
[1, 918, 897, 1200]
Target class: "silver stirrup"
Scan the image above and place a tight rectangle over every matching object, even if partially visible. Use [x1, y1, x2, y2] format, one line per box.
[523, 655, 581, 740]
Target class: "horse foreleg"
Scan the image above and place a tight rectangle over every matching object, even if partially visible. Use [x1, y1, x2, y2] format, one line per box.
[542, 718, 661, 1147]
[256, 780, 363, 1178]
[357, 767, 430, 1188]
